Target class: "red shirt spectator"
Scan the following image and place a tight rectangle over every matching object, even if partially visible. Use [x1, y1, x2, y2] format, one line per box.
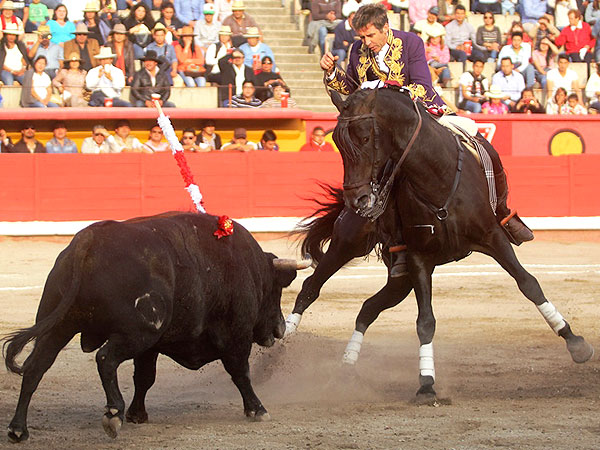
[299, 127, 335, 151]
[554, 10, 595, 62]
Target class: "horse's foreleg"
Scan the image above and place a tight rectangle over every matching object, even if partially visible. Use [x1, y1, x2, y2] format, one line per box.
[342, 276, 413, 365]
[487, 231, 594, 364]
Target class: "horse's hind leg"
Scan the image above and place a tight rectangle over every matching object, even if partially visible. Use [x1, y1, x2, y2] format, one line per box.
[342, 276, 413, 365]
[8, 326, 77, 443]
[486, 231, 594, 363]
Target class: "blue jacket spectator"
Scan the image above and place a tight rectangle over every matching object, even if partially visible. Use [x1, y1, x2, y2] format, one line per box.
[174, 0, 205, 26]
[46, 122, 78, 153]
[239, 27, 276, 72]
[520, 0, 548, 24]
[332, 12, 357, 63]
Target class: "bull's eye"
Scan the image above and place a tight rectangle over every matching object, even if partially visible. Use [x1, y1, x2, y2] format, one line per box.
[362, 136, 369, 144]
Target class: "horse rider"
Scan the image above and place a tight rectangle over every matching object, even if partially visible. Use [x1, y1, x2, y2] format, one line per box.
[319, 3, 534, 277]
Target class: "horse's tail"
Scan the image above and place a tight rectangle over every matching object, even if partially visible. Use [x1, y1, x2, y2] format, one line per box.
[3, 229, 93, 375]
[294, 183, 346, 264]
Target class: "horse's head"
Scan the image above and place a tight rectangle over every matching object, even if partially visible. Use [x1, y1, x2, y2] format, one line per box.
[333, 88, 418, 219]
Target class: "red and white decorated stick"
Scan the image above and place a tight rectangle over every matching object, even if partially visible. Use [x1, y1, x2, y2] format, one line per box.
[154, 100, 206, 213]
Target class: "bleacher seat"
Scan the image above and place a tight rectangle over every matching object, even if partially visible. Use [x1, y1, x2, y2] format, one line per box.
[448, 61, 465, 88]
[570, 63, 589, 88]
[464, 61, 497, 81]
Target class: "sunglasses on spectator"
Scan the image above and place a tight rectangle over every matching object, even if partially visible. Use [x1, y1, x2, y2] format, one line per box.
[93, 133, 105, 137]
[233, 55, 243, 59]
[23, 126, 35, 130]
[183, 135, 195, 139]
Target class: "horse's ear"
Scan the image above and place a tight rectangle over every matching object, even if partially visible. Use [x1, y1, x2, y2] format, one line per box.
[329, 90, 345, 112]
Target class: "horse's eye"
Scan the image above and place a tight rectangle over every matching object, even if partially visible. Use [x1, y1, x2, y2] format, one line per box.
[362, 136, 369, 144]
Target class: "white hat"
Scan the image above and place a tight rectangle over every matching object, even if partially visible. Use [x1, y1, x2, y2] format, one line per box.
[94, 46, 116, 59]
[219, 25, 232, 35]
[82, 1, 100, 12]
[231, 0, 246, 10]
[1, 0, 16, 10]
[2, 22, 22, 35]
[243, 26, 260, 38]
[487, 85, 504, 99]
[427, 28, 445, 38]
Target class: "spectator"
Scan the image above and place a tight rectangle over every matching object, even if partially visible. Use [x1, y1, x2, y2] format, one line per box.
[425, 29, 450, 87]
[143, 124, 170, 152]
[551, 0, 578, 30]
[415, 7, 446, 42]
[86, 46, 131, 106]
[408, 0, 436, 25]
[502, 0, 518, 15]
[82, 1, 111, 46]
[306, 0, 341, 54]
[146, 22, 178, 83]
[491, 57, 525, 108]
[230, 79, 262, 107]
[554, 9, 595, 62]
[196, 119, 222, 150]
[81, 124, 115, 153]
[106, 23, 135, 85]
[505, 21, 533, 46]
[331, 9, 356, 64]
[28, 0, 51, 32]
[1, 1, 24, 34]
[512, 88, 545, 113]
[174, 25, 206, 86]
[319, 9, 342, 57]
[221, 127, 257, 151]
[110, 119, 144, 152]
[586, 0, 600, 26]
[257, 129, 279, 151]
[593, 17, 600, 62]
[445, 5, 482, 62]
[473, 0, 502, 14]
[481, 85, 510, 114]
[52, 53, 88, 106]
[21, 55, 59, 107]
[174, 0, 205, 27]
[438, 0, 457, 25]
[585, 62, 600, 110]
[239, 26, 275, 72]
[123, 2, 155, 59]
[47, 3, 76, 45]
[9, 121, 45, 153]
[497, 31, 535, 88]
[205, 24, 233, 82]
[532, 16, 560, 50]
[215, 0, 234, 23]
[222, 0, 261, 47]
[181, 127, 203, 151]
[545, 85, 569, 112]
[219, 48, 254, 102]
[476, 12, 502, 62]
[299, 126, 334, 151]
[130, 50, 176, 107]
[28, 25, 63, 78]
[458, 57, 489, 113]
[254, 55, 286, 101]
[0, 23, 29, 86]
[520, 0, 549, 25]
[61, 0, 84, 22]
[532, 37, 558, 88]
[261, 81, 297, 108]
[45, 121, 78, 153]
[194, 3, 221, 50]
[566, 92, 587, 113]
[0, 128, 13, 152]
[64, 23, 100, 72]
[546, 53, 581, 99]
[157, 1, 185, 44]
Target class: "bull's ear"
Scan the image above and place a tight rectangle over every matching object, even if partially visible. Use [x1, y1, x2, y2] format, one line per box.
[330, 90, 344, 112]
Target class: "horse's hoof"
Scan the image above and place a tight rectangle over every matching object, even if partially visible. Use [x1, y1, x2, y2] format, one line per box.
[125, 409, 148, 424]
[7, 426, 29, 443]
[567, 336, 594, 363]
[245, 409, 271, 422]
[413, 391, 439, 406]
[102, 413, 123, 439]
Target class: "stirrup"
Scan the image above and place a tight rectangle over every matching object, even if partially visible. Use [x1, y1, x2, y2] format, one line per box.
[389, 245, 408, 278]
[500, 211, 534, 246]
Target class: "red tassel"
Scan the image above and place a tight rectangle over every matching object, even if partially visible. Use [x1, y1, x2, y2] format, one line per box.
[173, 151, 195, 186]
[214, 215, 234, 239]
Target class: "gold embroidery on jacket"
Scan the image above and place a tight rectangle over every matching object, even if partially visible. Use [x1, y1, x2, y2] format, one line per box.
[326, 69, 351, 94]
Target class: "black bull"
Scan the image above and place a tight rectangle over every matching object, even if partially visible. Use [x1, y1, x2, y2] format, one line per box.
[3, 212, 310, 442]
[287, 87, 593, 401]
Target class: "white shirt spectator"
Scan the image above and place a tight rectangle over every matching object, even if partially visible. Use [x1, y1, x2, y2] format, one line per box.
[205, 41, 232, 74]
[585, 71, 600, 102]
[549, 0, 578, 29]
[85, 64, 126, 99]
[497, 42, 532, 73]
[81, 136, 115, 154]
[4, 45, 24, 72]
[32, 72, 51, 100]
[458, 71, 490, 103]
[492, 69, 525, 102]
[546, 67, 579, 96]
[195, 19, 222, 48]
[61, 0, 84, 22]
[445, 19, 476, 49]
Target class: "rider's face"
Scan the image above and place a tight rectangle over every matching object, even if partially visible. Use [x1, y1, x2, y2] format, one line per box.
[357, 23, 389, 54]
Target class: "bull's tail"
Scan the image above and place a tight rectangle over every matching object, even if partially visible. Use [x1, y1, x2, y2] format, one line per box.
[294, 183, 345, 264]
[3, 229, 93, 375]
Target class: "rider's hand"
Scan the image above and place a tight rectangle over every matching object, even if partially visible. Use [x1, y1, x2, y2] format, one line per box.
[320, 51, 338, 75]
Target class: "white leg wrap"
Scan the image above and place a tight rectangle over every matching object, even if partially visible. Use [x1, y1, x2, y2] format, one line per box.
[342, 330, 364, 365]
[284, 313, 302, 337]
[419, 343, 435, 379]
[537, 301, 566, 334]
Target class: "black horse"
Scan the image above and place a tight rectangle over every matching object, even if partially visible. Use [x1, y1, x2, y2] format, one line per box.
[286, 87, 593, 401]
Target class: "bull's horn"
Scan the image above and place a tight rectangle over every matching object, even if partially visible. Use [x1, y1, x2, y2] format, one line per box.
[273, 255, 312, 271]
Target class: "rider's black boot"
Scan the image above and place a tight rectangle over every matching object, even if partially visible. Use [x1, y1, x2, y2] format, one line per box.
[389, 245, 408, 277]
[494, 172, 534, 245]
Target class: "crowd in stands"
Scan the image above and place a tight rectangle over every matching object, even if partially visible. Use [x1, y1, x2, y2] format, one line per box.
[0, 119, 335, 152]
[0, 0, 295, 108]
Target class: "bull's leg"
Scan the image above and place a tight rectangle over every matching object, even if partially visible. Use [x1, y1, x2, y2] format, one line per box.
[343, 276, 413, 365]
[286, 210, 373, 335]
[485, 230, 594, 363]
[8, 327, 76, 443]
[221, 345, 269, 421]
[125, 350, 159, 424]
[409, 256, 437, 402]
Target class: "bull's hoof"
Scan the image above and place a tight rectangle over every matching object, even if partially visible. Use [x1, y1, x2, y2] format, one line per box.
[567, 336, 594, 364]
[125, 408, 148, 424]
[7, 426, 29, 443]
[102, 411, 123, 439]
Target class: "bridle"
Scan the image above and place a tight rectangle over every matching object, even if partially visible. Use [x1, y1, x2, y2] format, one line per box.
[339, 96, 423, 221]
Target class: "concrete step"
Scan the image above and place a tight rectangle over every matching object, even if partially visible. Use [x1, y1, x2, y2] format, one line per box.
[263, 30, 305, 40]
[261, 22, 303, 31]
[245, 0, 285, 6]
[287, 78, 325, 88]
[276, 60, 320, 69]
[248, 7, 288, 15]
[262, 37, 305, 46]
[289, 86, 329, 97]
[272, 45, 314, 55]
[284, 71, 323, 82]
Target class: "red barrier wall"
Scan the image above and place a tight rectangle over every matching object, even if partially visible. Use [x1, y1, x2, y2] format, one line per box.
[1, 153, 599, 221]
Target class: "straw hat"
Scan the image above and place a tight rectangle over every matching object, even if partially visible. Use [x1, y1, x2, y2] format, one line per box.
[109, 24, 128, 35]
[1, 1, 16, 10]
[231, 1, 246, 10]
[427, 28, 445, 38]
[152, 22, 167, 33]
[180, 25, 196, 36]
[66, 52, 82, 62]
[243, 26, 260, 38]
[35, 24, 51, 35]
[74, 23, 90, 34]
[82, 1, 100, 12]
[2, 23, 22, 35]
[94, 46, 116, 59]
[487, 85, 505, 99]
[219, 25, 232, 35]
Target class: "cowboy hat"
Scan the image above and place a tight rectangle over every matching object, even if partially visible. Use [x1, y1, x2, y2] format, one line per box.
[243, 26, 260, 38]
[180, 25, 196, 36]
[231, 1, 246, 10]
[1, 1, 15, 10]
[66, 52, 82, 62]
[427, 28, 445, 38]
[140, 50, 162, 63]
[219, 25, 233, 35]
[74, 23, 90, 34]
[152, 22, 167, 33]
[35, 24, 51, 35]
[2, 23, 22, 35]
[94, 46, 116, 59]
[82, 1, 100, 12]
[109, 24, 128, 35]
[487, 85, 505, 99]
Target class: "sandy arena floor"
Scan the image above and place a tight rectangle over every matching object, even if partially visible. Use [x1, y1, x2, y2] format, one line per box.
[0, 232, 598, 449]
